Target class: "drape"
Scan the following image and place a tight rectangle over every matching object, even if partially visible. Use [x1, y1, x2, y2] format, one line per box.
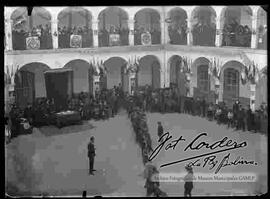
[15, 70, 35, 108]
[45, 71, 71, 111]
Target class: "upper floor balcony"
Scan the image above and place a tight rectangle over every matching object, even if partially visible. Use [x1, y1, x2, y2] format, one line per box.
[4, 6, 267, 53]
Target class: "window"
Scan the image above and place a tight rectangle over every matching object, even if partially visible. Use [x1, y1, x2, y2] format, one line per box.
[224, 69, 239, 92]
[197, 65, 209, 92]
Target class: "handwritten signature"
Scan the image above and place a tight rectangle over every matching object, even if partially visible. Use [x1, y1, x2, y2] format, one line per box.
[149, 132, 257, 173]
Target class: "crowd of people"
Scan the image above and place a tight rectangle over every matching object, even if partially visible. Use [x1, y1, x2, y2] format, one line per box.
[168, 23, 187, 45]
[12, 24, 52, 50]
[10, 22, 266, 51]
[222, 19, 252, 47]
[134, 27, 161, 45]
[4, 84, 126, 142]
[98, 26, 129, 47]
[125, 84, 268, 134]
[58, 25, 93, 48]
[192, 21, 216, 46]
[5, 83, 268, 143]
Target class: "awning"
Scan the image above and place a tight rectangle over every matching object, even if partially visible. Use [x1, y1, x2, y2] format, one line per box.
[44, 68, 73, 74]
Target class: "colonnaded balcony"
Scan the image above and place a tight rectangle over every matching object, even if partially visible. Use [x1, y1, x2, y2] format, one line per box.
[4, 6, 267, 52]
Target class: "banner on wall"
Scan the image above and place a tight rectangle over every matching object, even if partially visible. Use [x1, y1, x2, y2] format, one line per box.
[70, 35, 82, 48]
[141, 32, 151, 45]
[26, 36, 40, 50]
[109, 34, 120, 46]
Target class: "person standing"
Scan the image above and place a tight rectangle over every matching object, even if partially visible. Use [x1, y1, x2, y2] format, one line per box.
[201, 97, 206, 117]
[87, 136, 96, 175]
[238, 107, 246, 132]
[184, 165, 194, 197]
[233, 100, 240, 129]
[246, 106, 252, 131]
[227, 109, 234, 129]
[157, 122, 164, 142]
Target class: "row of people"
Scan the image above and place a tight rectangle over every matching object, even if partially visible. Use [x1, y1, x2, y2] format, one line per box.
[12, 24, 52, 50]
[222, 23, 251, 47]
[10, 23, 266, 50]
[128, 105, 167, 197]
[98, 27, 129, 47]
[58, 26, 93, 48]
[168, 24, 187, 45]
[129, 84, 267, 134]
[192, 22, 216, 46]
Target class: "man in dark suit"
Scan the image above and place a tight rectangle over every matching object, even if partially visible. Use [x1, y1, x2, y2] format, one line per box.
[88, 136, 96, 175]
[201, 97, 206, 117]
[246, 106, 252, 131]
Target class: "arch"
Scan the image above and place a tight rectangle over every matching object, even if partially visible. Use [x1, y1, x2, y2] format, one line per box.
[191, 6, 216, 46]
[192, 57, 210, 68]
[221, 60, 244, 107]
[63, 59, 93, 94]
[15, 62, 50, 107]
[168, 55, 188, 96]
[138, 55, 161, 89]
[220, 60, 244, 74]
[191, 57, 212, 100]
[168, 55, 182, 84]
[103, 56, 128, 90]
[58, 7, 93, 48]
[11, 7, 52, 50]
[167, 8, 188, 45]
[223, 68, 240, 107]
[221, 6, 252, 47]
[134, 8, 161, 45]
[98, 7, 129, 47]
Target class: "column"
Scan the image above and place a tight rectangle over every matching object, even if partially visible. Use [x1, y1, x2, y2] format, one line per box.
[128, 19, 135, 46]
[51, 18, 58, 49]
[215, 16, 223, 47]
[186, 16, 193, 46]
[251, 15, 258, 49]
[160, 17, 169, 45]
[92, 19, 99, 47]
[250, 84, 256, 111]
[5, 19, 13, 51]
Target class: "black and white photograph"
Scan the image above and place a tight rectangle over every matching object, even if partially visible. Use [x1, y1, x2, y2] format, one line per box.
[4, 5, 268, 197]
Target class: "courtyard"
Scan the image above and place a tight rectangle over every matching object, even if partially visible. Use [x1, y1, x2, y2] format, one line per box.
[5, 110, 267, 197]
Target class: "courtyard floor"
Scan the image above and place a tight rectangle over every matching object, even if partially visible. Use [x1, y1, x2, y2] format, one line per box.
[5, 110, 267, 197]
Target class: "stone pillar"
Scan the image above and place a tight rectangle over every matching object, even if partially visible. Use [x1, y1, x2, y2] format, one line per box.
[251, 15, 259, 49]
[160, 17, 169, 45]
[5, 19, 13, 51]
[186, 16, 193, 46]
[250, 84, 256, 111]
[128, 19, 134, 46]
[51, 19, 58, 49]
[215, 16, 223, 47]
[92, 19, 99, 47]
